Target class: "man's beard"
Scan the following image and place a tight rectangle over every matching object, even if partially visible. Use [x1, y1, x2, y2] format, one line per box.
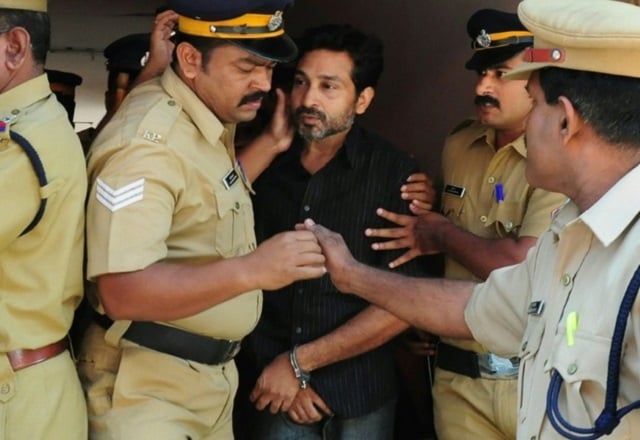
[293, 106, 355, 142]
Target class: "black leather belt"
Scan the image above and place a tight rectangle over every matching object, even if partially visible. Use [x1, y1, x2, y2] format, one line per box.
[436, 342, 482, 378]
[95, 314, 241, 365]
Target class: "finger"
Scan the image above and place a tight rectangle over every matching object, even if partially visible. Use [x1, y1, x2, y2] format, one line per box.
[268, 399, 283, 414]
[409, 201, 433, 215]
[365, 227, 406, 239]
[288, 409, 302, 424]
[312, 398, 333, 417]
[371, 238, 411, 251]
[375, 208, 413, 225]
[405, 172, 430, 183]
[388, 250, 419, 269]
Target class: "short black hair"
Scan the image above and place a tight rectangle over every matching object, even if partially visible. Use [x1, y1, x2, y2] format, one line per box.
[170, 31, 232, 71]
[538, 67, 640, 149]
[295, 24, 384, 94]
[0, 8, 50, 65]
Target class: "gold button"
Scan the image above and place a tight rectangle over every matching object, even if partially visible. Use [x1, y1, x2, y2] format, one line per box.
[488, 176, 496, 184]
[562, 274, 572, 286]
[567, 363, 578, 375]
[480, 215, 488, 223]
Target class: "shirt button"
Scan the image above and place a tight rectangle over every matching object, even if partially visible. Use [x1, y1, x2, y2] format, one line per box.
[480, 215, 488, 223]
[234, 202, 240, 209]
[567, 363, 578, 375]
[303, 205, 311, 212]
[11, 109, 20, 115]
[530, 436, 537, 440]
[488, 176, 496, 184]
[295, 327, 302, 334]
[521, 341, 528, 351]
[0, 383, 10, 395]
[167, 100, 176, 106]
[297, 288, 303, 294]
[505, 221, 514, 231]
[561, 274, 572, 286]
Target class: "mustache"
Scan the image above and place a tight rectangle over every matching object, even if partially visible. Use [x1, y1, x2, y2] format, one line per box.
[239, 91, 267, 106]
[474, 95, 500, 108]
[293, 106, 326, 121]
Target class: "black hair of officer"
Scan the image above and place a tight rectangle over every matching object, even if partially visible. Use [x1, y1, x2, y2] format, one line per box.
[465, 9, 534, 71]
[45, 69, 83, 125]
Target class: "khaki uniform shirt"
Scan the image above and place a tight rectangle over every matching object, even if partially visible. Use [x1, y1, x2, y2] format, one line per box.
[466, 164, 640, 439]
[86, 68, 260, 341]
[440, 120, 566, 352]
[0, 74, 86, 353]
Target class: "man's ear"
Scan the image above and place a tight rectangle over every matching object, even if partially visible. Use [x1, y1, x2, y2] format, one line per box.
[175, 42, 202, 79]
[4, 27, 31, 71]
[557, 95, 581, 143]
[355, 86, 375, 115]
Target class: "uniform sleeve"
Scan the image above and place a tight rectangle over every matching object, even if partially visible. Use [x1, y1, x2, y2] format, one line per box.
[519, 188, 567, 238]
[464, 244, 538, 357]
[0, 143, 41, 250]
[86, 142, 182, 279]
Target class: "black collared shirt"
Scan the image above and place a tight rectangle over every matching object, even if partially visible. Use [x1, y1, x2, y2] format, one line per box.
[249, 124, 437, 417]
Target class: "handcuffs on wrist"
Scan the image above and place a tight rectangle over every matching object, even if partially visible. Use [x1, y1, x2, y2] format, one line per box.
[289, 345, 311, 389]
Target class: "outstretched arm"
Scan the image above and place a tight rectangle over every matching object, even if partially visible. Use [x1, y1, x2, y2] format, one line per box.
[367, 209, 536, 278]
[306, 219, 474, 337]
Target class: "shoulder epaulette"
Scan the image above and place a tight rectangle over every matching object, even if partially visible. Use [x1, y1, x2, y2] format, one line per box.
[134, 97, 182, 145]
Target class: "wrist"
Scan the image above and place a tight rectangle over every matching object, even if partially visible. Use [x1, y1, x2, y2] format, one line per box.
[289, 345, 311, 389]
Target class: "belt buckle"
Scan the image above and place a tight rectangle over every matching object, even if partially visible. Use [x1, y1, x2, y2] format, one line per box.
[479, 353, 519, 378]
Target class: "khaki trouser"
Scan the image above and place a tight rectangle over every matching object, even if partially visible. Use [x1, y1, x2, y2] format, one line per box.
[433, 367, 518, 440]
[0, 350, 87, 440]
[77, 323, 238, 439]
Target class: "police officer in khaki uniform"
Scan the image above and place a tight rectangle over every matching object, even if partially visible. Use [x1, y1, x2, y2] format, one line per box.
[307, 0, 640, 438]
[78, 0, 326, 438]
[368, 10, 566, 439]
[0, 1, 88, 439]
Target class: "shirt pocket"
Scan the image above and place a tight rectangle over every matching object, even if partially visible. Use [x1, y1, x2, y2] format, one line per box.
[214, 191, 252, 257]
[543, 332, 610, 426]
[441, 193, 465, 219]
[487, 201, 523, 237]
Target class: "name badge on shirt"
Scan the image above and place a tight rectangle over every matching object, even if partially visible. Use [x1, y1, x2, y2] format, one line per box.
[222, 168, 239, 190]
[444, 184, 466, 198]
[528, 300, 545, 316]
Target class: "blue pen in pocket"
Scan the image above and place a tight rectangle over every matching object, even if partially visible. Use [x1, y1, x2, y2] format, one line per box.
[495, 183, 504, 203]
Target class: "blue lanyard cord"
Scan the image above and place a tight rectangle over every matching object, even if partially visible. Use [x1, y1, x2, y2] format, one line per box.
[546, 265, 640, 440]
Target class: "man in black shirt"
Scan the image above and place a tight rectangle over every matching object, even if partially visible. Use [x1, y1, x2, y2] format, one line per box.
[247, 24, 436, 439]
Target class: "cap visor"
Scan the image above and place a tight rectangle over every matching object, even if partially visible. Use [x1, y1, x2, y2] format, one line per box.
[503, 61, 554, 80]
[229, 34, 298, 63]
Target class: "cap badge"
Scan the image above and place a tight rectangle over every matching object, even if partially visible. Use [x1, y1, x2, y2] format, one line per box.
[476, 29, 491, 48]
[268, 11, 284, 32]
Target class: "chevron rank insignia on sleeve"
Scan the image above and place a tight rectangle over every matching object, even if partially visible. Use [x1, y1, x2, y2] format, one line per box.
[96, 178, 145, 212]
